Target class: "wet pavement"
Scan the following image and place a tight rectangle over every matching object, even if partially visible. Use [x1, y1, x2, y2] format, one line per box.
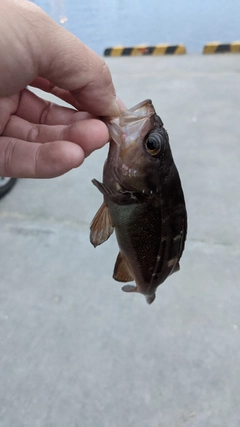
[1, 54, 240, 427]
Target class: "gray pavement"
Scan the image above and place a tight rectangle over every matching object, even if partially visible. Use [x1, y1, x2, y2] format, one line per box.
[1, 55, 240, 427]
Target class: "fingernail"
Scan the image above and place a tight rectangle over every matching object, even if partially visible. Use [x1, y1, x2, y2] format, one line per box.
[108, 98, 121, 117]
[107, 95, 126, 117]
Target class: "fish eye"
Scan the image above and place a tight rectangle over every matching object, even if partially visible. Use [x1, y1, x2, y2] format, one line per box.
[145, 134, 162, 156]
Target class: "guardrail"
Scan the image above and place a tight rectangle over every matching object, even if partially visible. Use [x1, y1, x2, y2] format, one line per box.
[103, 41, 240, 56]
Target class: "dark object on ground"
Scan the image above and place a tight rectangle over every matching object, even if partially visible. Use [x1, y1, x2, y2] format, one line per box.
[0, 177, 17, 199]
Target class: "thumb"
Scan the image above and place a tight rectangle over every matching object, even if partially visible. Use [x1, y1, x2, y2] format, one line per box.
[0, 0, 120, 117]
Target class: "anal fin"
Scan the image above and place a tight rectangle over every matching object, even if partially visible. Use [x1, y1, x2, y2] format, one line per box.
[122, 284, 137, 292]
[90, 202, 114, 247]
[113, 252, 134, 283]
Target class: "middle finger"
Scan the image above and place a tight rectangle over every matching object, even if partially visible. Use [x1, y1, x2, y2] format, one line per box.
[17, 89, 94, 125]
[3, 115, 109, 156]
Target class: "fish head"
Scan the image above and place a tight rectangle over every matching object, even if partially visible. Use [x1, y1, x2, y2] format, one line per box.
[104, 99, 172, 194]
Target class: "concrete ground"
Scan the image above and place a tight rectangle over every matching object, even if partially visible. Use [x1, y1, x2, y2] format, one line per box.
[1, 55, 240, 427]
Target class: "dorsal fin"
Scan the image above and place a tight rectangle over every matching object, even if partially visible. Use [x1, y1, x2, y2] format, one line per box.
[113, 252, 134, 282]
[90, 202, 114, 247]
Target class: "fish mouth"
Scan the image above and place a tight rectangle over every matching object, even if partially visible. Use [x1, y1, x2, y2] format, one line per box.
[107, 99, 156, 149]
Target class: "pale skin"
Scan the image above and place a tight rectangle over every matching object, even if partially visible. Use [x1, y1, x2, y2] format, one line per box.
[0, 0, 123, 179]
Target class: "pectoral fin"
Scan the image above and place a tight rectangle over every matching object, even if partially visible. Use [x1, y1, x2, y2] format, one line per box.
[113, 252, 134, 282]
[90, 202, 114, 247]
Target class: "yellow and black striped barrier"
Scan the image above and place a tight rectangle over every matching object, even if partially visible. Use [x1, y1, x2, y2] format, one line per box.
[203, 41, 240, 54]
[104, 44, 186, 56]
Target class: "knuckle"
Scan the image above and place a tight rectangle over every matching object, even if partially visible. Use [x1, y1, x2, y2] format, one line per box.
[0, 139, 17, 176]
[39, 101, 53, 124]
[97, 59, 113, 88]
[33, 144, 42, 178]
[27, 124, 40, 142]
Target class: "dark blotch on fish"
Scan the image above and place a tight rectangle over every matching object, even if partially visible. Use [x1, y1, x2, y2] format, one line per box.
[90, 99, 187, 304]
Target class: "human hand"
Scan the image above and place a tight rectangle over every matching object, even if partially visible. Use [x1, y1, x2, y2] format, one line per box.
[0, 0, 121, 178]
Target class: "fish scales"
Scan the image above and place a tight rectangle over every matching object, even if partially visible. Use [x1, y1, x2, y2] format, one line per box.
[90, 99, 187, 304]
[109, 201, 162, 286]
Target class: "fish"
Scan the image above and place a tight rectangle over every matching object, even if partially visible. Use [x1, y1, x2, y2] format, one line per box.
[90, 99, 187, 304]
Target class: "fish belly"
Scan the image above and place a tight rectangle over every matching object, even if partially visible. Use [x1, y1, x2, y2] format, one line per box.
[107, 200, 163, 288]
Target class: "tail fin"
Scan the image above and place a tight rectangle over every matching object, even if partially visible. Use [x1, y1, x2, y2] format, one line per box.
[146, 293, 156, 304]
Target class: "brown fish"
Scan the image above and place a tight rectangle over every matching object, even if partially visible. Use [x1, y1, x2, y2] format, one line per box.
[90, 99, 187, 304]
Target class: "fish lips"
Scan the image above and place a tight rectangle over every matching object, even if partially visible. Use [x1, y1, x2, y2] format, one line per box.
[106, 99, 156, 150]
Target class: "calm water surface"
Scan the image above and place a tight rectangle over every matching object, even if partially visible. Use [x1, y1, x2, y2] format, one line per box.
[34, 0, 240, 55]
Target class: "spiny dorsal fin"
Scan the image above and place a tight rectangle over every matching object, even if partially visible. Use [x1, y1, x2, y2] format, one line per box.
[113, 252, 134, 282]
[90, 202, 114, 247]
